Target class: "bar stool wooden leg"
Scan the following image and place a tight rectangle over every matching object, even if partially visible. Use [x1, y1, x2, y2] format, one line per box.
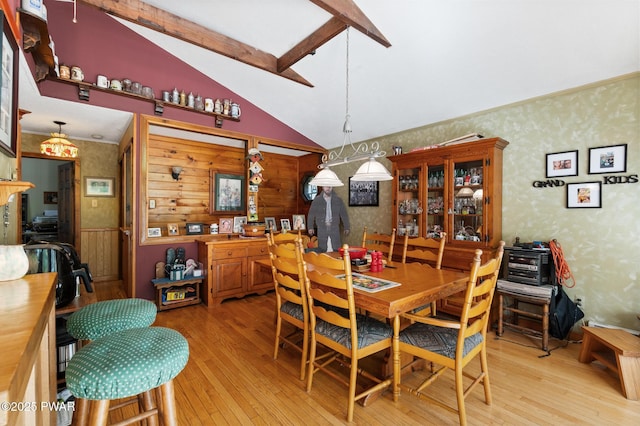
[159, 380, 178, 426]
[88, 400, 109, 426]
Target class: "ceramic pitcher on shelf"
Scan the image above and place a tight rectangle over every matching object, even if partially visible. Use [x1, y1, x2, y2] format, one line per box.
[230, 102, 241, 118]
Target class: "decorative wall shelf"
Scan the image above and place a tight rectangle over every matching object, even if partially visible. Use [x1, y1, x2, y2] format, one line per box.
[53, 77, 241, 128]
[0, 181, 35, 206]
[18, 9, 240, 128]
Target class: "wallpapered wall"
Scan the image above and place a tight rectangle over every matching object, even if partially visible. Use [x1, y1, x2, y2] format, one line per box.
[336, 73, 639, 330]
[21, 133, 120, 228]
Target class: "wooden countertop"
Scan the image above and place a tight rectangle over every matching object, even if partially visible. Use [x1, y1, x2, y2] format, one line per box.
[0, 272, 56, 422]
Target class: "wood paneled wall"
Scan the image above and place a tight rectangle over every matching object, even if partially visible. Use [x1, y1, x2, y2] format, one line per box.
[80, 228, 120, 282]
[147, 134, 245, 232]
[146, 133, 308, 233]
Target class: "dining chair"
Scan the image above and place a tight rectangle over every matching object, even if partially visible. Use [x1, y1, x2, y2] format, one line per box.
[268, 230, 299, 245]
[397, 241, 505, 426]
[401, 233, 447, 316]
[401, 233, 447, 267]
[361, 227, 398, 262]
[267, 236, 310, 381]
[302, 245, 393, 422]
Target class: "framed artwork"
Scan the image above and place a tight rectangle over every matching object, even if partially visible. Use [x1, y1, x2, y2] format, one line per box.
[167, 223, 179, 236]
[85, 177, 115, 197]
[348, 178, 379, 206]
[265, 217, 277, 231]
[233, 216, 247, 233]
[292, 214, 306, 230]
[219, 217, 233, 234]
[280, 218, 291, 231]
[588, 144, 627, 174]
[186, 223, 204, 235]
[546, 150, 578, 178]
[0, 11, 18, 157]
[566, 182, 601, 209]
[147, 227, 161, 238]
[210, 170, 246, 213]
[43, 191, 58, 204]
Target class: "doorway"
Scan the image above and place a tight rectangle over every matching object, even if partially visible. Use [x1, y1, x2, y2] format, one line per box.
[21, 154, 80, 250]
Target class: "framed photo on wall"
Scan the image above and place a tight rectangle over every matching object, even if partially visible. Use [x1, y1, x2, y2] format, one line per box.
[588, 144, 627, 174]
[85, 177, 115, 197]
[348, 178, 379, 206]
[0, 11, 18, 157]
[566, 182, 601, 208]
[546, 150, 578, 178]
[280, 219, 291, 231]
[210, 170, 246, 213]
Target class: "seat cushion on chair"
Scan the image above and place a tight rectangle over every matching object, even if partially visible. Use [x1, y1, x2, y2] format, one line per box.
[67, 299, 157, 340]
[315, 315, 392, 349]
[281, 301, 304, 321]
[399, 323, 483, 359]
[66, 327, 189, 400]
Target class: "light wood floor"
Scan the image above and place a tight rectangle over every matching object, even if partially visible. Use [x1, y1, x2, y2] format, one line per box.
[95, 281, 639, 425]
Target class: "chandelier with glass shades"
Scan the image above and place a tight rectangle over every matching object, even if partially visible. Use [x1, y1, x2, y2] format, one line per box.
[309, 27, 392, 187]
[40, 120, 79, 158]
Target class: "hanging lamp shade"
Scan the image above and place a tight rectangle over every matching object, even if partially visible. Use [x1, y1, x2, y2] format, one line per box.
[351, 157, 393, 181]
[40, 121, 79, 158]
[309, 167, 344, 187]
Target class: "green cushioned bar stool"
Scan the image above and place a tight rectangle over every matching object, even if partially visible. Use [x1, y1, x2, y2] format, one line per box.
[67, 298, 157, 341]
[66, 326, 189, 426]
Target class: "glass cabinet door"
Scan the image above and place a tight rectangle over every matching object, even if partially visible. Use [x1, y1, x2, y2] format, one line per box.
[451, 159, 484, 243]
[426, 165, 445, 238]
[396, 166, 422, 237]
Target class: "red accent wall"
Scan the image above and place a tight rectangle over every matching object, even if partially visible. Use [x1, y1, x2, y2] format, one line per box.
[40, 0, 319, 147]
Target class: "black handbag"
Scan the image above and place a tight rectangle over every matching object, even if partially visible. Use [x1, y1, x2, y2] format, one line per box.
[549, 285, 584, 339]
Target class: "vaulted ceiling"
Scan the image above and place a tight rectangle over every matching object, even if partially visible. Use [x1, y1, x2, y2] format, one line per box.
[18, 0, 640, 149]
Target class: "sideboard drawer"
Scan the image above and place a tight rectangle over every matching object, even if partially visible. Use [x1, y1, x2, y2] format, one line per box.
[248, 245, 269, 257]
[212, 247, 247, 260]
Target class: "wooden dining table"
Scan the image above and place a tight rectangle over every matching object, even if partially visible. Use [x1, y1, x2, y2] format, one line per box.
[302, 258, 469, 401]
[347, 262, 469, 401]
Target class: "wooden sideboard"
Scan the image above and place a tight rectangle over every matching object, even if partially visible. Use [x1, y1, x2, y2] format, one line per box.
[0, 272, 57, 426]
[197, 237, 273, 306]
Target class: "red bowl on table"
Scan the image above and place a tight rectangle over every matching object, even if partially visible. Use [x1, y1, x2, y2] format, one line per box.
[338, 247, 367, 259]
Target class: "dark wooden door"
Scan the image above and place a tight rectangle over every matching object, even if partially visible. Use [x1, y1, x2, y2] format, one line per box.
[57, 162, 75, 244]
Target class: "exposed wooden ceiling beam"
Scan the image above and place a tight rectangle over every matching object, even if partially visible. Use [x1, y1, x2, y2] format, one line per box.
[77, 0, 390, 86]
[78, 0, 314, 86]
[277, 17, 347, 73]
[309, 0, 391, 48]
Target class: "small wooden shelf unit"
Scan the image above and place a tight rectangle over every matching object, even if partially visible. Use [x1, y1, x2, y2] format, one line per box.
[152, 277, 203, 311]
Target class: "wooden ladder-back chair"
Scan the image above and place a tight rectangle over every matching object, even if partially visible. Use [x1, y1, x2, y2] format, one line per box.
[401, 233, 447, 316]
[361, 227, 397, 262]
[302, 245, 393, 422]
[268, 230, 300, 245]
[397, 241, 505, 426]
[267, 236, 309, 381]
[401, 233, 447, 267]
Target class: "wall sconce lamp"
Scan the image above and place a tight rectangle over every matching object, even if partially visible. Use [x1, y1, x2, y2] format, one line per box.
[171, 166, 182, 180]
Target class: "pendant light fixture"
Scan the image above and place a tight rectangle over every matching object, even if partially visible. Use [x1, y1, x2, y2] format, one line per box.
[309, 27, 392, 187]
[40, 120, 79, 158]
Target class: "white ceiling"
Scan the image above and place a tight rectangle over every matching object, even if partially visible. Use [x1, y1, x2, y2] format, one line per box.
[18, 0, 640, 148]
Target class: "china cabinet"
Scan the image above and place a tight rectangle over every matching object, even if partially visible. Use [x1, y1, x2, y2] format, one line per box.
[389, 137, 508, 271]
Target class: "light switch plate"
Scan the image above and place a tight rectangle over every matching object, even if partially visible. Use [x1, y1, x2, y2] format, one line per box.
[149, 199, 156, 209]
